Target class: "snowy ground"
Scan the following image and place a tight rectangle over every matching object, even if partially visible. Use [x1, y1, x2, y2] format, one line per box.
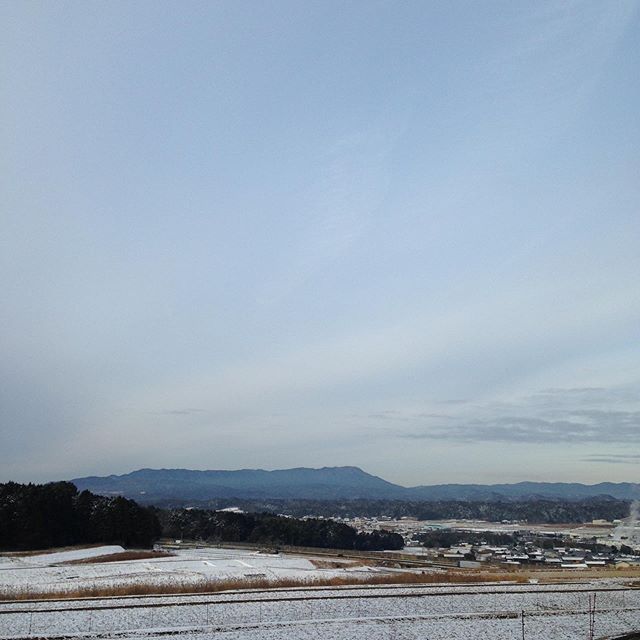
[0, 546, 126, 571]
[0, 582, 639, 639]
[0, 546, 377, 595]
[1, 547, 639, 639]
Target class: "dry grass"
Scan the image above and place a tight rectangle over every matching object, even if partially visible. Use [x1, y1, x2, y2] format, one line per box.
[61, 550, 175, 565]
[0, 570, 526, 602]
[518, 566, 640, 582]
[0, 544, 107, 558]
[310, 558, 366, 569]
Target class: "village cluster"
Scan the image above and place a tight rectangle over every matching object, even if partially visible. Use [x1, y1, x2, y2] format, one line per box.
[333, 515, 640, 569]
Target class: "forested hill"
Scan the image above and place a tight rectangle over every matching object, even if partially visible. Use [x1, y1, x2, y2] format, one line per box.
[72, 467, 640, 503]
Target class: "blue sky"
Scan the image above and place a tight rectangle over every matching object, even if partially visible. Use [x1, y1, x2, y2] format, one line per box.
[2, 1, 639, 485]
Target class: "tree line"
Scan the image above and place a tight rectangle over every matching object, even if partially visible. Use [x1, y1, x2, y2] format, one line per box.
[0, 482, 404, 552]
[166, 497, 630, 524]
[0, 481, 160, 550]
[158, 508, 404, 550]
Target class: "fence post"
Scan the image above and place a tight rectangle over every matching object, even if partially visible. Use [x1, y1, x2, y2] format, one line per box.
[521, 609, 525, 640]
[28, 611, 33, 635]
[588, 593, 597, 640]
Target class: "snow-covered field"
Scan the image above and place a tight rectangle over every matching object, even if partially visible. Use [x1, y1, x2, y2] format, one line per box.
[0, 546, 126, 571]
[1, 582, 639, 639]
[1, 547, 639, 639]
[0, 546, 363, 595]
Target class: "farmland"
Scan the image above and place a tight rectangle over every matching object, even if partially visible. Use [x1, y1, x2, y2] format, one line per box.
[2, 580, 640, 639]
[1, 545, 640, 639]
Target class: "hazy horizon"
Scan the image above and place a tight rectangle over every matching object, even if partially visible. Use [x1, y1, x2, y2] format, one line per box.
[2, 1, 640, 486]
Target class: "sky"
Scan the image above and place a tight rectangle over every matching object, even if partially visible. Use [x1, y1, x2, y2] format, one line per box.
[1, 1, 640, 486]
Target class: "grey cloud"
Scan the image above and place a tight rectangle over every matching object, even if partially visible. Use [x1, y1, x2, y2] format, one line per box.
[569, 409, 640, 426]
[528, 387, 640, 408]
[400, 384, 640, 445]
[403, 410, 640, 444]
[539, 387, 607, 395]
[154, 408, 206, 416]
[366, 410, 454, 422]
[583, 454, 640, 465]
[367, 410, 405, 421]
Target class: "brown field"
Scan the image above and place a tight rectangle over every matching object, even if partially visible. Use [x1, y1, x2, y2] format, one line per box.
[0, 570, 527, 602]
[309, 557, 377, 569]
[61, 550, 175, 564]
[0, 544, 108, 558]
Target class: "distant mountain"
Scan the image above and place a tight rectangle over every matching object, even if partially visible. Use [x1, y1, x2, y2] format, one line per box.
[71, 467, 640, 504]
[72, 466, 403, 502]
[405, 482, 640, 501]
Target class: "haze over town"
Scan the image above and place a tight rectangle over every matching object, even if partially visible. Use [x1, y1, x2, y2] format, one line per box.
[2, 1, 640, 485]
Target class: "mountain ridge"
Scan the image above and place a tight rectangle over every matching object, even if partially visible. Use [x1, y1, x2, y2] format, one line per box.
[70, 466, 640, 503]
